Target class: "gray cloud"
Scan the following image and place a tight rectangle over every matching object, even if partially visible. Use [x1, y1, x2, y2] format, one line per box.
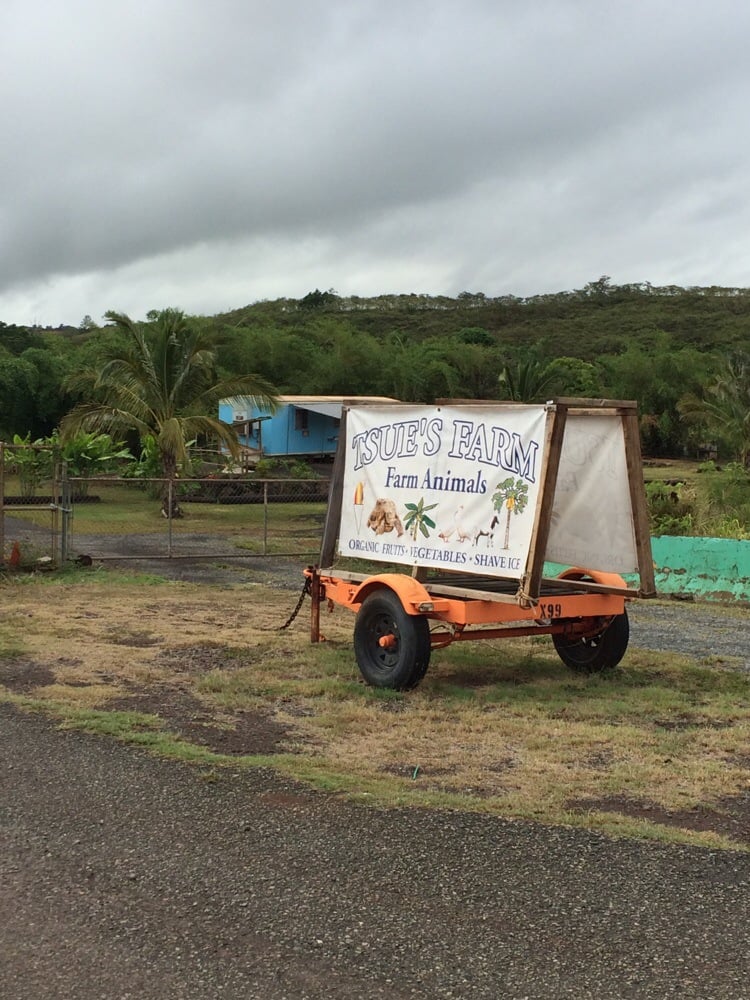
[2, 0, 750, 324]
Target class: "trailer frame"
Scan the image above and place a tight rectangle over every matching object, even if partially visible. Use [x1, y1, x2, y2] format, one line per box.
[306, 398, 656, 688]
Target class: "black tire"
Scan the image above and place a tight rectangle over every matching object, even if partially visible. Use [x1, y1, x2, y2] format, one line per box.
[353, 589, 431, 690]
[552, 611, 629, 673]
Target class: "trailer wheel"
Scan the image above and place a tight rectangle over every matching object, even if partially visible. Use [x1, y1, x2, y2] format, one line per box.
[353, 590, 431, 690]
[552, 611, 629, 673]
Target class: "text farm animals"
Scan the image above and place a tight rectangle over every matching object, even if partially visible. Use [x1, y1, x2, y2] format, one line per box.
[366, 498, 405, 537]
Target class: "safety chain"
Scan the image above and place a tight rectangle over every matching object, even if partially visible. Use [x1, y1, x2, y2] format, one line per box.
[274, 576, 312, 632]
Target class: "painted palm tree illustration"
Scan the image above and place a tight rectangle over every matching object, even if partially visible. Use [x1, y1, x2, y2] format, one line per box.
[403, 497, 438, 540]
[492, 477, 530, 548]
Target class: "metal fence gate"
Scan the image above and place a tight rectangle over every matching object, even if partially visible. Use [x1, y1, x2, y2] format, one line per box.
[0, 442, 329, 570]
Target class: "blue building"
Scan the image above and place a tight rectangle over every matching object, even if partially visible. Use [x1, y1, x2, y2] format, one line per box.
[218, 395, 399, 462]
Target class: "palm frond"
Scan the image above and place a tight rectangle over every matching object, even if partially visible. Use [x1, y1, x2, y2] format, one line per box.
[60, 307, 279, 477]
[59, 403, 151, 442]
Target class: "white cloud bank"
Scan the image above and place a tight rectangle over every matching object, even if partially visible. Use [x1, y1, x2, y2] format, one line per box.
[2, 0, 750, 324]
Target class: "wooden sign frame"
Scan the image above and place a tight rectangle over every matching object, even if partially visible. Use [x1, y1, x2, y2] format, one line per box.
[318, 399, 656, 602]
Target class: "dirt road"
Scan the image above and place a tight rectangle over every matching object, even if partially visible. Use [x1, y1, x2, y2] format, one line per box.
[2, 703, 749, 1000]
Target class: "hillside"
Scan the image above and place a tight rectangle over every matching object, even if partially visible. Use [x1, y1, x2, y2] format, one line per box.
[215, 281, 750, 358]
[2, 280, 750, 458]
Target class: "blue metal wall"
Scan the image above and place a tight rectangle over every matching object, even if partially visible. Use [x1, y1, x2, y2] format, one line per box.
[218, 401, 340, 457]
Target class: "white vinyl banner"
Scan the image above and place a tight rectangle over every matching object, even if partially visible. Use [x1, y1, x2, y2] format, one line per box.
[546, 414, 639, 572]
[339, 404, 548, 578]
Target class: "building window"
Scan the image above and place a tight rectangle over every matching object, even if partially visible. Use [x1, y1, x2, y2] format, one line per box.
[294, 408, 309, 431]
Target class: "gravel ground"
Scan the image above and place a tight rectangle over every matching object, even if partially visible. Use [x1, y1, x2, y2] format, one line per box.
[628, 601, 750, 672]
[2, 703, 749, 1000]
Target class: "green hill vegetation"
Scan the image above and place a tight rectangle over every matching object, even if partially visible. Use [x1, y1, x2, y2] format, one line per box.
[2, 277, 750, 463]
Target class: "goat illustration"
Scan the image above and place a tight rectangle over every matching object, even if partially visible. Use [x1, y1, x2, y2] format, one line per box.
[473, 514, 499, 548]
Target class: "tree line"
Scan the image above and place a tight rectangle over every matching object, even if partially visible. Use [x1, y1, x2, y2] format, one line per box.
[2, 278, 750, 464]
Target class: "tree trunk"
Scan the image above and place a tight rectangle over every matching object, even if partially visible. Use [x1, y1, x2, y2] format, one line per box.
[160, 453, 183, 519]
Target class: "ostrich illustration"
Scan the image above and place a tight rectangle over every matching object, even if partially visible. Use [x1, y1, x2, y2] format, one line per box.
[453, 505, 473, 543]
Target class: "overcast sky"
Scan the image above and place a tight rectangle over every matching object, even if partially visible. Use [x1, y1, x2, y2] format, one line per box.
[2, 0, 750, 326]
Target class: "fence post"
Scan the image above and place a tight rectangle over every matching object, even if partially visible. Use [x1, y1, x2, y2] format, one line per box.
[0, 442, 4, 566]
[167, 478, 174, 557]
[263, 480, 269, 555]
[51, 458, 58, 566]
[60, 461, 70, 564]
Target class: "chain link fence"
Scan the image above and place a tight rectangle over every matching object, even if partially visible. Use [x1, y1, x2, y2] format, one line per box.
[0, 441, 329, 570]
[0, 442, 62, 569]
[65, 476, 330, 564]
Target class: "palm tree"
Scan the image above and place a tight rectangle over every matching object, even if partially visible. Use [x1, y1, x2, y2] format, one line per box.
[492, 477, 530, 548]
[498, 356, 560, 403]
[499, 353, 601, 404]
[678, 353, 750, 466]
[403, 497, 438, 540]
[60, 308, 278, 514]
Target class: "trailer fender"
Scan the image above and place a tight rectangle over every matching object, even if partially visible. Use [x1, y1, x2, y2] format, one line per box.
[352, 574, 438, 615]
[556, 567, 628, 589]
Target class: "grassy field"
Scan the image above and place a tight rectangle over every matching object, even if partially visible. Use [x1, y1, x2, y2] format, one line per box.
[642, 458, 706, 483]
[4, 479, 328, 560]
[1, 566, 748, 852]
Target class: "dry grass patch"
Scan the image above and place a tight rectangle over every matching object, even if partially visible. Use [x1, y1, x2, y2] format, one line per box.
[1, 570, 749, 850]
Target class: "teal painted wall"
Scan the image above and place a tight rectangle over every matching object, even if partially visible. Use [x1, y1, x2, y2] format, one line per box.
[648, 536, 750, 602]
[546, 536, 750, 602]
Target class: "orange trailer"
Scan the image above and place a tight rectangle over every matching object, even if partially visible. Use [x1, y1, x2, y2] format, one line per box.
[306, 398, 656, 690]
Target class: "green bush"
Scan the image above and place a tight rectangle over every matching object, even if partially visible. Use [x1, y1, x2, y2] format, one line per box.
[10, 434, 52, 498]
[252, 457, 320, 480]
[646, 464, 750, 538]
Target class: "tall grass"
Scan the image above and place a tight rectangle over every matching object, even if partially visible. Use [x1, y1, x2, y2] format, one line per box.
[647, 462, 750, 538]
